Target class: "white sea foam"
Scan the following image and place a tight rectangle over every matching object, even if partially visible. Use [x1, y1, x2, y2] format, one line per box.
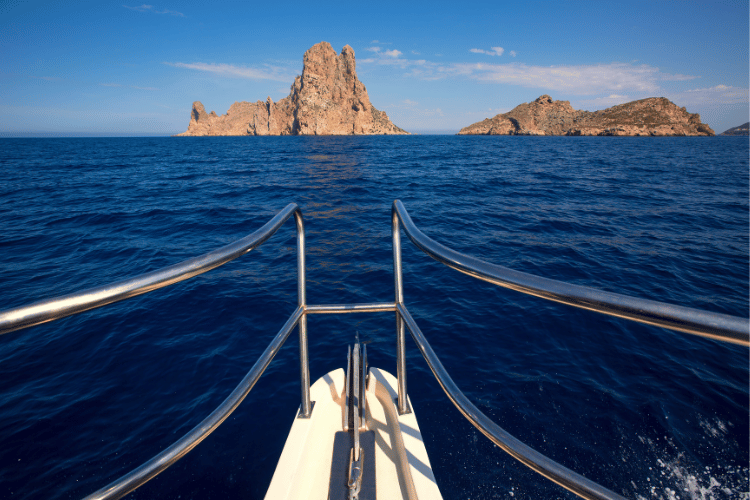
[698, 416, 730, 439]
[632, 429, 749, 500]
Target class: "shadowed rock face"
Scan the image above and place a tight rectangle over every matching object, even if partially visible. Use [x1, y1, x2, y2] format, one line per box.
[458, 95, 714, 136]
[178, 42, 407, 136]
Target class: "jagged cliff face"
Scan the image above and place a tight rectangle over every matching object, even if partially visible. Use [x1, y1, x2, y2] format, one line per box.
[178, 42, 407, 136]
[458, 95, 714, 136]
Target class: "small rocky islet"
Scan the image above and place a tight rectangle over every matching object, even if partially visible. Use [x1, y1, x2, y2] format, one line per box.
[178, 42, 715, 137]
[458, 95, 714, 136]
[719, 122, 749, 136]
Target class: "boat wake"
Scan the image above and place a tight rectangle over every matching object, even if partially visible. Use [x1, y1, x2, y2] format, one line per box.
[633, 422, 748, 500]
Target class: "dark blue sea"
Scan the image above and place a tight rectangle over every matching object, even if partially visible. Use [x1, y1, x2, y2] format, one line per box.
[0, 136, 747, 500]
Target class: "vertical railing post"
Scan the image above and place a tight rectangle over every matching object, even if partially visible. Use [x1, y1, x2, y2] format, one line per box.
[295, 209, 312, 418]
[392, 204, 411, 414]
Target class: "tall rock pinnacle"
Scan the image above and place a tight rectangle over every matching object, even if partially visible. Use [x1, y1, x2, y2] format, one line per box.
[178, 42, 407, 136]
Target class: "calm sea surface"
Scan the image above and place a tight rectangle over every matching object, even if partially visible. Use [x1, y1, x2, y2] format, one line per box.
[0, 136, 747, 499]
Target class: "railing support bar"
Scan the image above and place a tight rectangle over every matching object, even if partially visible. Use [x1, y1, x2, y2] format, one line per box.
[305, 303, 396, 314]
[392, 204, 410, 414]
[295, 209, 312, 418]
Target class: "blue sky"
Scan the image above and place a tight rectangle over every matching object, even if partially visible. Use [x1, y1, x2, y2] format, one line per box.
[1, 0, 747, 135]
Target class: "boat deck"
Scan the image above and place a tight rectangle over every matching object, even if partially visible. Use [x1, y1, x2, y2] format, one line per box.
[265, 368, 443, 500]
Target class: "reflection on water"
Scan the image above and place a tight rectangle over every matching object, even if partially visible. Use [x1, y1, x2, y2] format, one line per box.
[296, 139, 388, 303]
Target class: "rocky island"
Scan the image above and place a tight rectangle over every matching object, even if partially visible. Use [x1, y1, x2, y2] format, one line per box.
[458, 95, 714, 136]
[720, 122, 749, 136]
[178, 42, 407, 136]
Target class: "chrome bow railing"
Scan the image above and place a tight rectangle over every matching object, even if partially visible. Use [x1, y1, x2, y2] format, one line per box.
[391, 200, 748, 346]
[0, 203, 314, 500]
[1, 201, 746, 500]
[390, 199, 748, 500]
[0, 203, 306, 338]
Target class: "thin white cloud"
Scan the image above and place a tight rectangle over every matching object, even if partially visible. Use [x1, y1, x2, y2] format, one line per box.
[99, 83, 160, 90]
[510, 51, 517, 57]
[670, 84, 748, 105]
[158, 8, 183, 16]
[366, 47, 381, 53]
[686, 84, 730, 93]
[164, 62, 293, 81]
[470, 47, 505, 56]
[124, 4, 185, 16]
[363, 49, 697, 97]
[449, 62, 683, 94]
[660, 73, 698, 81]
[361, 57, 433, 72]
[359, 47, 431, 70]
[411, 50, 420, 55]
[403, 67, 445, 81]
[359, 48, 449, 82]
[123, 4, 152, 12]
[382, 100, 420, 110]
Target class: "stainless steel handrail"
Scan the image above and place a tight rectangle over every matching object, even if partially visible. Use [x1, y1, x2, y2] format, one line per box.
[391, 199, 748, 500]
[392, 200, 749, 346]
[3, 200, 746, 500]
[0, 203, 312, 499]
[0, 203, 302, 336]
[397, 303, 627, 500]
[84, 305, 305, 500]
